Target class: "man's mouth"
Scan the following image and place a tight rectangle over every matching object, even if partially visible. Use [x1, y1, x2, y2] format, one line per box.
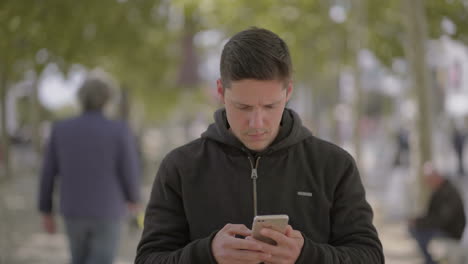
[247, 132, 267, 140]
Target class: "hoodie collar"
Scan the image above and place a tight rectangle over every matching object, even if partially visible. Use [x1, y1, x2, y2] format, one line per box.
[201, 108, 312, 155]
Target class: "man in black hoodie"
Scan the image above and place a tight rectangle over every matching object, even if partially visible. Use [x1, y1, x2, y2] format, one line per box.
[136, 27, 384, 263]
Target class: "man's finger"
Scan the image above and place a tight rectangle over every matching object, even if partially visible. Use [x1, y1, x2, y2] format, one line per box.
[286, 229, 303, 239]
[285, 225, 303, 237]
[284, 225, 294, 236]
[223, 223, 253, 237]
[260, 228, 286, 244]
[224, 234, 264, 251]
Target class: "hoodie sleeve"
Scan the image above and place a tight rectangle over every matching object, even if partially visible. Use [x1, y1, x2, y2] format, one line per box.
[296, 158, 384, 263]
[135, 156, 217, 264]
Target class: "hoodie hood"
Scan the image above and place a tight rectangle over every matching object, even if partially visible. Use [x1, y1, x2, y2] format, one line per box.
[201, 108, 312, 154]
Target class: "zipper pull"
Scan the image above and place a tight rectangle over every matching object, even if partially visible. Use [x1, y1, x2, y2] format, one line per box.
[251, 168, 258, 180]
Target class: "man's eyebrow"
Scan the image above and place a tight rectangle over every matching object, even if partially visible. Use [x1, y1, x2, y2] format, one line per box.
[230, 99, 283, 106]
[231, 100, 250, 106]
[265, 100, 282, 106]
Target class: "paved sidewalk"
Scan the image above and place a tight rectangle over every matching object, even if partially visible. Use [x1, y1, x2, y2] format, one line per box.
[369, 195, 424, 264]
[2, 142, 467, 264]
[369, 170, 468, 264]
[0, 168, 148, 264]
[1, 169, 424, 264]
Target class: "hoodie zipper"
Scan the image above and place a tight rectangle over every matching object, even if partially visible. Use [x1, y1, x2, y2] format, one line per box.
[248, 156, 261, 217]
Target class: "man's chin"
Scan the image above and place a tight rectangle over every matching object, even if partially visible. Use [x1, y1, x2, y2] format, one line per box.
[244, 142, 268, 152]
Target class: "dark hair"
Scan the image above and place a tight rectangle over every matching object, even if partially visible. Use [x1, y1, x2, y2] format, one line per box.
[220, 27, 292, 88]
[78, 77, 112, 111]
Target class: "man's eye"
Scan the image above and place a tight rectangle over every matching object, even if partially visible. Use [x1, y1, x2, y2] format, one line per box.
[265, 105, 275, 109]
[237, 105, 251, 110]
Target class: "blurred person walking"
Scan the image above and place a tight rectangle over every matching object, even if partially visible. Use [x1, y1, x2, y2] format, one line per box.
[408, 162, 466, 264]
[393, 126, 410, 168]
[38, 75, 141, 264]
[452, 121, 466, 176]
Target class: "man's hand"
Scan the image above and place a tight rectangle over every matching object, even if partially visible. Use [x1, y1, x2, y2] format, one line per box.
[42, 214, 56, 234]
[248, 225, 304, 264]
[212, 223, 272, 264]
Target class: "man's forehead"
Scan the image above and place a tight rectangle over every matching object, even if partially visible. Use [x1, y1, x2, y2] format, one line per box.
[227, 78, 289, 88]
[226, 89, 287, 105]
[226, 79, 287, 97]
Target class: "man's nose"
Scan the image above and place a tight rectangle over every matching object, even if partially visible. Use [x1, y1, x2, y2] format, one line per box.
[249, 109, 264, 128]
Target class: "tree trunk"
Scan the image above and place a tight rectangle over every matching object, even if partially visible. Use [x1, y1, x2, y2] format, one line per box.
[30, 71, 42, 159]
[177, 6, 200, 142]
[0, 60, 13, 261]
[0, 62, 11, 180]
[176, 7, 199, 89]
[349, 0, 366, 174]
[119, 88, 130, 122]
[319, 0, 342, 144]
[329, 35, 343, 145]
[402, 0, 433, 212]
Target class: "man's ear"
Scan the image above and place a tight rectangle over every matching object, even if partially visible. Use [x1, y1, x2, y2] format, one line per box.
[286, 81, 293, 101]
[217, 79, 225, 104]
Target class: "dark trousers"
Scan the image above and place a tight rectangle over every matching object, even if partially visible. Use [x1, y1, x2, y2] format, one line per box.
[455, 148, 465, 175]
[408, 225, 444, 264]
[64, 217, 122, 264]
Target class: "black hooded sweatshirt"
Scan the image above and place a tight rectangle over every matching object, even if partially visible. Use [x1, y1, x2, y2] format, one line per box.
[136, 108, 384, 263]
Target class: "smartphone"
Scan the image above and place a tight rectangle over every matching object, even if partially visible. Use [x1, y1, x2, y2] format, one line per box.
[251, 214, 289, 245]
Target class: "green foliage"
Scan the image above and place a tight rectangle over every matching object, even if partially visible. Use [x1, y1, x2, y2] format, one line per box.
[366, 0, 405, 65]
[2, 0, 468, 123]
[427, 0, 468, 42]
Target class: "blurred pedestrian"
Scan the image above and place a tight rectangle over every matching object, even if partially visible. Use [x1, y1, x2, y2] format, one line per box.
[452, 121, 466, 176]
[393, 126, 410, 167]
[408, 161, 466, 264]
[38, 75, 141, 264]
